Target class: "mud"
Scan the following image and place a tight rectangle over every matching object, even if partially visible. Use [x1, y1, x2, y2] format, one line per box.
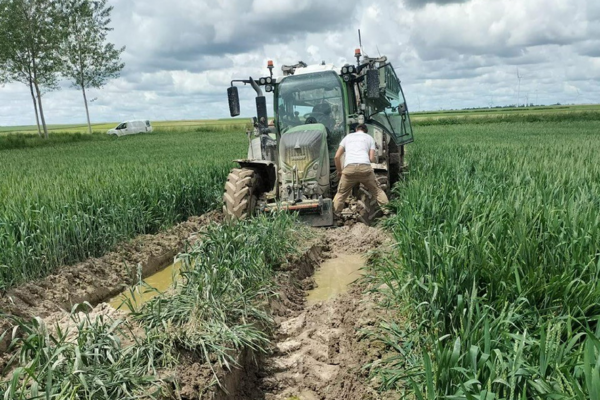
[109, 260, 183, 310]
[0, 212, 221, 351]
[326, 223, 388, 255]
[176, 241, 328, 400]
[254, 225, 393, 400]
[0, 214, 396, 400]
[259, 286, 395, 400]
[214, 224, 394, 400]
[306, 254, 364, 304]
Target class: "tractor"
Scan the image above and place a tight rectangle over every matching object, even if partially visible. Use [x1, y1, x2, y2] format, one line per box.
[224, 49, 414, 227]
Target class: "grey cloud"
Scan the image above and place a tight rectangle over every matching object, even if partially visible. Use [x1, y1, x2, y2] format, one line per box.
[1, 0, 600, 126]
[109, 0, 359, 75]
[404, 0, 469, 9]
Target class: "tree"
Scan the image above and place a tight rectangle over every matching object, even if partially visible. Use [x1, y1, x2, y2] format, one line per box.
[60, 0, 124, 134]
[0, 0, 62, 138]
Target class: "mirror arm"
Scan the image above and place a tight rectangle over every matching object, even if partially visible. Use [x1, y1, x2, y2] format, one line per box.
[248, 77, 263, 97]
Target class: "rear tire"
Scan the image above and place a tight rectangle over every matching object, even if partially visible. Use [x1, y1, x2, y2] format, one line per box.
[357, 171, 389, 226]
[223, 168, 261, 220]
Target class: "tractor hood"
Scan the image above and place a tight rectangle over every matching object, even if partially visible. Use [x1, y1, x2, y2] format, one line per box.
[279, 124, 328, 182]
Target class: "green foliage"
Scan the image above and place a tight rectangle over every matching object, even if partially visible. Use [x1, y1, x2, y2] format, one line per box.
[370, 120, 600, 398]
[0, 0, 62, 90]
[0, 0, 64, 137]
[412, 110, 600, 126]
[132, 214, 309, 379]
[0, 130, 109, 150]
[0, 306, 171, 399]
[0, 215, 308, 397]
[59, 0, 124, 134]
[60, 0, 124, 89]
[0, 129, 246, 289]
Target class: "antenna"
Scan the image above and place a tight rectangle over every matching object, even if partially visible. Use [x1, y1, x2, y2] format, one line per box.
[358, 29, 364, 55]
[376, 45, 382, 57]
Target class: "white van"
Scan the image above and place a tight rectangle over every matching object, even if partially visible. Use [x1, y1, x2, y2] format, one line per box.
[107, 120, 153, 136]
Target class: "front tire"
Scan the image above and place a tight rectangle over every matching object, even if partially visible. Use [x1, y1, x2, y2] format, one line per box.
[223, 168, 261, 220]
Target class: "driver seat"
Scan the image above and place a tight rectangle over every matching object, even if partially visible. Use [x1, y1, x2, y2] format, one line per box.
[311, 103, 335, 131]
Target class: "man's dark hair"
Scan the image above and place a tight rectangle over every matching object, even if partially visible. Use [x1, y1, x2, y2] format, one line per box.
[356, 124, 368, 133]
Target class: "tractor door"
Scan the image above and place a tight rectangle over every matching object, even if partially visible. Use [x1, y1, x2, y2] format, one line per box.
[371, 65, 414, 146]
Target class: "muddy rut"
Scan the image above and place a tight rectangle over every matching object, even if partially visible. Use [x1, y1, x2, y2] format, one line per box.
[0, 212, 221, 350]
[0, 215, 397, 399]
[236, 224, 394, 400]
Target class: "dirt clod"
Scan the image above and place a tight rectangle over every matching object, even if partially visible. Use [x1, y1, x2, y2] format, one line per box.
[324, 223, 388, 254]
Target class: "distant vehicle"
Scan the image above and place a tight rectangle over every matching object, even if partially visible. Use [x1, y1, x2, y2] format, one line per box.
[107, 120, 153, 136]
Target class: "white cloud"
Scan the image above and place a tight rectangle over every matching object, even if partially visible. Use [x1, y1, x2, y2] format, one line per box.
[0, 0, 598, 126]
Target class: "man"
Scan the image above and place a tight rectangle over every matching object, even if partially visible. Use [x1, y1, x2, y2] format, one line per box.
[333, 124, 389, 218]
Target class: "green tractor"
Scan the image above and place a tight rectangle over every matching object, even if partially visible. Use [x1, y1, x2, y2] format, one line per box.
[224, 49, 414, 227]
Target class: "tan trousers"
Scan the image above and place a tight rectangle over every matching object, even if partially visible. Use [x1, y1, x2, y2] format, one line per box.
[333, 164, 389, 214]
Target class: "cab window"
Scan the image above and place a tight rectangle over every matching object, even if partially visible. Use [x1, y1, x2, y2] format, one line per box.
[370, 65, 413, 145]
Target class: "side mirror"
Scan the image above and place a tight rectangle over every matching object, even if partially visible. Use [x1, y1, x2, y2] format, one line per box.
[398, 102, 407, 115]
[256, 96, 268, 126]
[366, 70, 380, 99]
[227, 86, 240, 117]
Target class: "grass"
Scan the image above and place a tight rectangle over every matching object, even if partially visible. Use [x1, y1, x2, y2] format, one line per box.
[0, 214, 310, 398]
[411, 109, 600, 126]
[369, 119, 600, 398]
[410, 103, 600, 119]
[0, 128, 247, 290]
[0, 118, 251, 135]
[132, 214, 310, 381]
[0, 305, 173, 399]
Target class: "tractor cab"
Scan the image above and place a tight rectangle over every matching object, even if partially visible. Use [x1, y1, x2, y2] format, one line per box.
[275, 69, 346, 165]
[223, 50, 414, 227]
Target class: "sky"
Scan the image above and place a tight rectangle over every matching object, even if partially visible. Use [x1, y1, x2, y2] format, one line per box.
[0, 0, 599, 126]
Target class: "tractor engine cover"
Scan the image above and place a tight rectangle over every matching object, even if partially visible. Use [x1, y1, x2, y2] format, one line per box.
[279, 124, 330, 200]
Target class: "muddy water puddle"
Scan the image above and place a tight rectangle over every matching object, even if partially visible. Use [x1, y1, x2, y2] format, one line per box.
[109, 260, 181, 310]
[306, 253, 365, 304]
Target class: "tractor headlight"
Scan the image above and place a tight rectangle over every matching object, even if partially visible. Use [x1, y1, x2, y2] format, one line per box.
[342, 66, 348, 74]
[266, 77, 272, 84]
[259, 77, 266, 85]
[304, 162, 319, 179]
[348, 65, 356, 73]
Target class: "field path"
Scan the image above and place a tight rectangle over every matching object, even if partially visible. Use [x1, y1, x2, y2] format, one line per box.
[0, 217, 399, 399]
[250, 225, 395, 400]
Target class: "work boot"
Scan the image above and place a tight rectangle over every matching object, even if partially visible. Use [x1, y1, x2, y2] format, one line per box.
[333, 213, 344, 227]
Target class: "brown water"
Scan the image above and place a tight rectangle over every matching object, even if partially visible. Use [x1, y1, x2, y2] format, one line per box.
[306, 253, 365, 304]
[109, 260, 182, 310]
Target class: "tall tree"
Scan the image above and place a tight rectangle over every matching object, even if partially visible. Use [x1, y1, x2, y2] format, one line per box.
[0, 0, 62, 138]
[60, 0, 124, 134]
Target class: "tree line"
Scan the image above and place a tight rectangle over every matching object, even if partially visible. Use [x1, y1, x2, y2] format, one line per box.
[0, 0, 124, 137]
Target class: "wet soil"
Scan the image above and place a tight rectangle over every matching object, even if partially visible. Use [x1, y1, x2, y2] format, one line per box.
[255, 225, 393, 400]
[0, 212, 221, 351]
[147, 223, 393, 400]
[0, 216, 397, 400]
[211, 223, 394, 400]
[306, 253, 365, 304]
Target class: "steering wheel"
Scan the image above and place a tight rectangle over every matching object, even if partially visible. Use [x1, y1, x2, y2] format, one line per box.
[304, 112, 326, 124]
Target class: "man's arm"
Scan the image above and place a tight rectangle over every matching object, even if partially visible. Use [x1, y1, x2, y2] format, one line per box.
[369, 136, 377, 162]
[334, 146, 345, 176]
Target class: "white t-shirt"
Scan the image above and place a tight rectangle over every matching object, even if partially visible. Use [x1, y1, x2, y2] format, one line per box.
[339, 131, 375, 168]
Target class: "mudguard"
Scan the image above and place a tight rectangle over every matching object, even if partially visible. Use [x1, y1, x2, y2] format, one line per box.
[234, 159, 278, 195]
